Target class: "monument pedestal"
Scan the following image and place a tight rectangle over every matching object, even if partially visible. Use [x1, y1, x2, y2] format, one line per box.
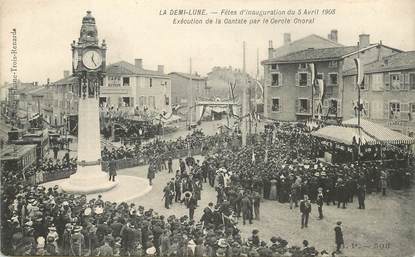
[61, 97, 118, 194]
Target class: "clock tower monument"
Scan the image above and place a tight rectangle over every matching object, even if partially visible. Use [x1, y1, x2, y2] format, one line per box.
[61, 11, 118, 193]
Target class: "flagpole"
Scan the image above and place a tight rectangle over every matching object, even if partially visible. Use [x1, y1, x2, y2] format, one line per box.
[189, 57, 193, 128]
[357, 42, 361, 162]
[311, 71, 315, 121]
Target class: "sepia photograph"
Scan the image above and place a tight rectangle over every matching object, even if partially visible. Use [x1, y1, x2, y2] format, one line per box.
[0, 0, 414, 256]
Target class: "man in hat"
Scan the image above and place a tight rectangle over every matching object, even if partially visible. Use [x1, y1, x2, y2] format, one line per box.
[334, 221, 344, 253]
[96, 236, 113, 256]
[70, 225, 85, 256]
[241, 193, 252, 225]
[316, 188, 324, 219]
[168, 156, 173, 173]
[184, 192, 198, 220]
[108, 160, 117, 182]
[163, 183, 172, 209]
[147, 164, 156, 186]
[299, 195, 311, 228]
[61, 223, 73, 256]
[357, 184, 366, 209]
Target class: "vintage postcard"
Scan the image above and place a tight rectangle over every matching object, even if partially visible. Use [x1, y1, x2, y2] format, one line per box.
[0, 0, 414, 256]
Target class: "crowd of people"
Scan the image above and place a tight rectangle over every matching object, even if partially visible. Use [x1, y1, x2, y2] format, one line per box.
[1, 156, 331, 257]
[101, 130, 236, 164]
[2, 120, 413, 256]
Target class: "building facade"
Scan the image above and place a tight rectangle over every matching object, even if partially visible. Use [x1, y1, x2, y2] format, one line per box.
[102, 59, 171, 113]
[169, 72, 207, 107]
[262, 34, 401, 121]
[343, 51, 415, 137]
[50, 72, 78, 127]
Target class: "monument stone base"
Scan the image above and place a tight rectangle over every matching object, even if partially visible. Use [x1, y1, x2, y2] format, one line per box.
[60, 164, 118, 194]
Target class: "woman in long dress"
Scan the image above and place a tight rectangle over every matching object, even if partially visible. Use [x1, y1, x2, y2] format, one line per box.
[269, 179, 278, 200]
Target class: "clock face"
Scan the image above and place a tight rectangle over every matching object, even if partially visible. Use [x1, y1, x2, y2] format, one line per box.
[82, 50, 102, 70]
[72, 49, 78, 70]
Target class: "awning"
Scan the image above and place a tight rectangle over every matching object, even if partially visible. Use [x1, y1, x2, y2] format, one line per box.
[311, 125, 376, 145]
[342, 118, 415, 145]
[161, 114, 181, 124]
[211, 107, 228, 113]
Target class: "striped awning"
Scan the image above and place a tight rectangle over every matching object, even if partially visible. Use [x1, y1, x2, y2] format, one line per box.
[311, 125, 376, 145]
[342, 118, 415, 145]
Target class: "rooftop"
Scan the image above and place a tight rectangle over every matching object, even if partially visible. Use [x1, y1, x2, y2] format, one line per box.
[272, 34, 343, 58]
[343, 51, 415, 76]
[107, 61, 169, 78]
[0, 144, 36, 161]
[263, 45, 360, 64]
[169, 72, 206, 81]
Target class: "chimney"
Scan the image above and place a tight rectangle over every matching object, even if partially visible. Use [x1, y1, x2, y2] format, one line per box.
[63, 70, 70, 78]
[359, 34, 370, 48]
[134, 58, 143, 69]
[330, 29, 338, 42]
[283, 33, 291, 45]
[268, 40, 274, 58]
[157, 65, 164, 74]
[377, 40, 383, 61]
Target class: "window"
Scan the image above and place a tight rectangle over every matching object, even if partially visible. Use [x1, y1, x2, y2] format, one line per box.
[121, 97, 130, 107]
[389, 102, 400, 119]
[271, 64, 278, 70]
[150, 78, 153, 88]
[390, 73, 400, 90]
[299, 72, 308, 87]
[328, 61, 338, 68]
[411, 103, 415, 113]
[271, 98, 280, 112]
[371, 73, 383, 91]
[271, 73, 280, 86]
[122, 77, 130, 86]
[165, 96, 170, 105]
[296, 98, 310, 114]
[299, 63, 307, 69]
[328, 99, 338, 116]
[329, 73, 338, 85]
[410, 73, 415, 90]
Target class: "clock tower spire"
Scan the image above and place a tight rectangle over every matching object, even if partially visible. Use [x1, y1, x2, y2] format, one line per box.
[61, 11, 117, 194]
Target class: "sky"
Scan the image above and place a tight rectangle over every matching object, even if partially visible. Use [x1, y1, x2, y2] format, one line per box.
[0, 0, 414, 85]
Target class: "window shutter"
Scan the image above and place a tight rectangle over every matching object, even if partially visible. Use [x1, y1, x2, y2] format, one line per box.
[364, 75, 370, 91]
[307, 98, 311, 113]
[267, 97, 271, 114]
[265, 74, 271, 86]
[384, 73, 390, 90]
[307, 72, 311, 87]
[404, 73, 410, 90]
[295, 73, 299, 86]
[383, 102, 390, 119]
[279, 98, 283, 112]
[400, 73, 405, 90]
[295, 99, 300, 113]
[401, 103, 410, 121]
[280, 73, 283, 87]
[130, 97, 134, 107]
[337, 99, 342, 117]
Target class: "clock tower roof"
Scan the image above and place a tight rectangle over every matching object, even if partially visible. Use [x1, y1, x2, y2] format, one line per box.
[79, 10, 98, 45]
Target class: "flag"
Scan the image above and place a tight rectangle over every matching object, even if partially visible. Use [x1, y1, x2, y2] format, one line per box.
[317, 79, 325, 102]
[354, 58, 364, 86]
[309, 63, 318, 92]
[264, 149, 268, 163]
